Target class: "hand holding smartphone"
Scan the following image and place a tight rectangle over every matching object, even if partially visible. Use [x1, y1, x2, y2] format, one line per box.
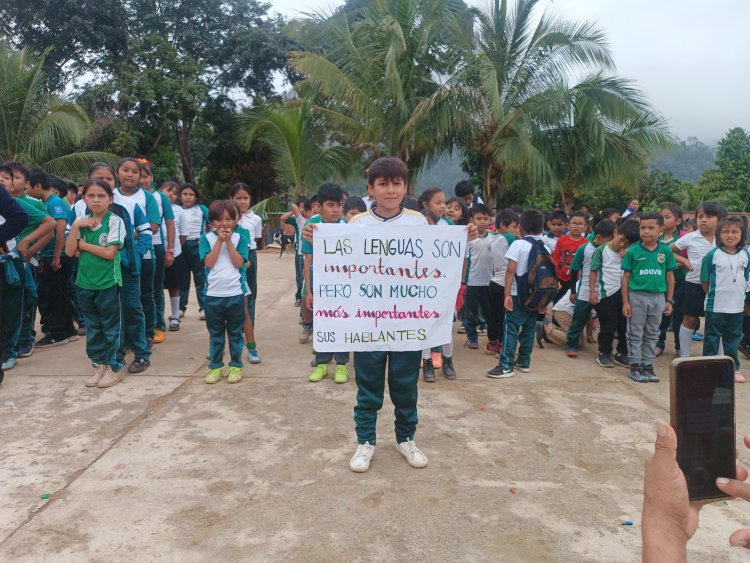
[670, 356, 736, 502]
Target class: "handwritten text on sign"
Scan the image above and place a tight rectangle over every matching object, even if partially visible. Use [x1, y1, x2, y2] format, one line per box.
[312, 224, 466, 351]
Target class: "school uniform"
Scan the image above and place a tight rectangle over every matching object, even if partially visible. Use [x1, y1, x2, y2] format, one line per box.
[199, 228, 249, 369]
[38, 193, 76, 341]
[622, 242, 676, 367]
[302, 215, 349, 367]
[348, 208, 427, 445]
[112, 189, 153, 361]
[239, 210, 263, 323]
[590, 242, 627, 357]
[75, 212, 125, 372]
[565, 241, 599, 350]
[552, 234, 587, 302]
[500, 235, 544, 370]
[149, 189, 175, 333]
[179, 204, 209, 314]
[0, 189, 29, 381]
[164, 204, 189, 291]
[286, 212, 307, 301]
[488, 232, 516, 347]
[115, 188, 160, 340]
[701, 247, 750, 369]
[465, 232, 495, 340]
[16, 195, 50, 352]
[673, 231, 715, 318]
[657, 231, 687, 352]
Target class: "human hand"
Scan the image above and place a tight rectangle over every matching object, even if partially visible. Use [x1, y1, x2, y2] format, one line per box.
[664, 302, 673, 316]
[715, 435, 750, 548]
[642, 423, 750, 561]
[165, 253, 174, 267]
[504, 296, 513, 312]
[590, 294, 599, 306]
[305, 293, 313, 311]
[51, 256, 61, 271]
[466, 223, 478, 241]
[74, 217, 97, 229]
[303, 222, 315, 243]
[569, 292, 577, 304]
[622, 303, 631, 318]
[217, 228, 231, 241]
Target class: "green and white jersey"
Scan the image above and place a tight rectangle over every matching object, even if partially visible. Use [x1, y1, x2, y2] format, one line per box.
[10, 198, 49, 258]
[660, 230, 686, 283]
[571, 241, 599, 302]
[41, 193, 69, 258]
[75, 212, 124, 290]
[21, 194, 46, 214]
[590, 242, 623, 299]
[701, 247, 750, 314]
[199, 228, 250, 298]
[621, 242, 676, 293]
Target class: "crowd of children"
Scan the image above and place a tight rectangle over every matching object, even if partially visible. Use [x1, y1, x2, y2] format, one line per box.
[0, 159, 263, 388]
[4, 153, 750, 474]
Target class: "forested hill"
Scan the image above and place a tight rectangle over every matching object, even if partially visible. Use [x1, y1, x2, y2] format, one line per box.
[649, 137, 716, 183]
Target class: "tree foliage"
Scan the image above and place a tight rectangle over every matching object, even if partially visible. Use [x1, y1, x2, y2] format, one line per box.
[0, 44, 116, 178]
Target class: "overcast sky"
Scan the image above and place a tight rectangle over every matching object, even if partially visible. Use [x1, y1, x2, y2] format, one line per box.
[269, 0, 749, 144]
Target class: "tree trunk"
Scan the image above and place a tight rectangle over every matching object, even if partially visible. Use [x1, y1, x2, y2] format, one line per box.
[174, 120, 194, 184]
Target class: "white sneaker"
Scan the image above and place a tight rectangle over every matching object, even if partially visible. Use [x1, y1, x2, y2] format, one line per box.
[397, 439, 428, 468]
[349, 442, 375, 472]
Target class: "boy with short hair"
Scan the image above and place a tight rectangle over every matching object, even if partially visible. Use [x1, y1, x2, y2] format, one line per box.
[552, 210, 588, 303]
[543, 210, 568, 254]
[303, 183, 350, 384]
[487, 208, 547, 379]
[454, 180, 483, 208]
[342, 157, 431, 473]
[487, 209, 519, 356]
[621, 213, 675, 382]
[27, 168, 77, 347]
[563, 219, 616, 357]
[464, 204, 495, 349]
[589, 220, 640, 369]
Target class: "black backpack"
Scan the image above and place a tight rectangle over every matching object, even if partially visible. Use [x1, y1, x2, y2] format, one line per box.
[516, 236, 558, 312]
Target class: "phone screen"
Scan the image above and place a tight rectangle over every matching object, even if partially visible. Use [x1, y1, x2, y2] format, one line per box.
[672, 358, 735, 501]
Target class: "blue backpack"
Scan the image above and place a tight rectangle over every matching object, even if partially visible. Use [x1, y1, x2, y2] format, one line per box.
[516, 236, 558, 312]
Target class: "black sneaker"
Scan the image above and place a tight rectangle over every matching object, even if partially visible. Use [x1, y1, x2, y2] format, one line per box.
[128, 358, 151, 374]
[613, 353, 629, 367]
[643, 365, 659, 382]
[442, 356, 456, 380]
[597, 353, 613, 368]
[423, 358, 436, 383]
[487, 365, 515, 378]
[35, 335, 69, 348]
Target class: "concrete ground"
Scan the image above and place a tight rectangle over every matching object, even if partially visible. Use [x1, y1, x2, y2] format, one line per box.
[1, 251, 749, 562]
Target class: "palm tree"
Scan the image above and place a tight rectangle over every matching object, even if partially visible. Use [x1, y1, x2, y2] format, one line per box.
[538, 75, 672, 210]
[289, 0, 471, 187]
[236, 98, 358, 195]
[0, 44, 116, 178]
[408, 0, 664, 204]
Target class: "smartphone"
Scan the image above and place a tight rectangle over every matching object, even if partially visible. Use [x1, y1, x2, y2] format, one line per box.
[670, 356, 735, 502]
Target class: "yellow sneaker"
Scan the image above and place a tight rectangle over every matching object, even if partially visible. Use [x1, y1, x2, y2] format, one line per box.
[153, 329, 165, 344]
[227, 366, 243, 383]
[334, 364, 348, 384]
[205, 368, 223, 384]
[308, 364, 328, 382]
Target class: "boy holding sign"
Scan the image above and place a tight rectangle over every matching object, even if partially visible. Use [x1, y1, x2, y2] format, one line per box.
[303, 184, 350, 383]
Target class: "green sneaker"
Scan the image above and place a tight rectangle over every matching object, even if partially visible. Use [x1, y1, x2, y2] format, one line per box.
[227, 366, 243, 383]
[205, 368, 222, 384]
[309, 364, 328, 382]
[334, 364, 348, 384]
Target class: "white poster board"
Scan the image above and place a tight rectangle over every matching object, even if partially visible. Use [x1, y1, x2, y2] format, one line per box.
[311, 223, 466, 351]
